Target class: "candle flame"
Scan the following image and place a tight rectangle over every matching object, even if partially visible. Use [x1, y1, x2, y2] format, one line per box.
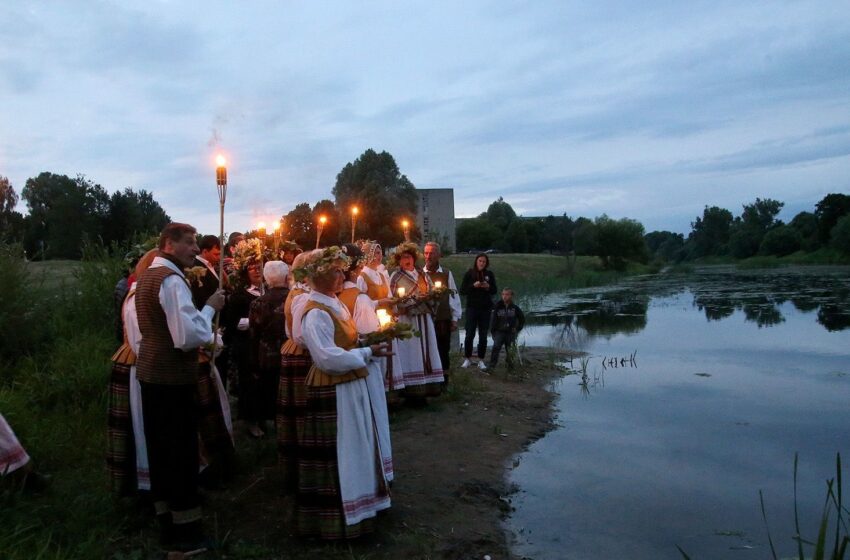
[216, 154, 226, 167]
[376, 308, 392, 328]
[397, 286, 406, 297]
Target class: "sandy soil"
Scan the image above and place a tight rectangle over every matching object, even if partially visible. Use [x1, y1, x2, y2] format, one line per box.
[200, 347, 570, 560]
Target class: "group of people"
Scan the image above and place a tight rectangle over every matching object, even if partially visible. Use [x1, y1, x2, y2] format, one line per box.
[3, 220, 525, 554]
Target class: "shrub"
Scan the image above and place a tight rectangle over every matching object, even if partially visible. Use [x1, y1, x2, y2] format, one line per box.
[831, 215, 850, 255]
[760, 225, 802, 256]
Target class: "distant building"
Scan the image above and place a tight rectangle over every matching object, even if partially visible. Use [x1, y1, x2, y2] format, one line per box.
[415, 188, 456, 253]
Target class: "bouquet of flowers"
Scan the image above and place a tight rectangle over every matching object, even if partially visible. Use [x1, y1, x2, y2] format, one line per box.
[184, 266, 209, 287]
[360, 321, 420, 346]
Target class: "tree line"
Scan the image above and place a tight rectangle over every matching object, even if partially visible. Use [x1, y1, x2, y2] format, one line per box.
[1, 173, 170, 259]
[457, 193, 850, 267]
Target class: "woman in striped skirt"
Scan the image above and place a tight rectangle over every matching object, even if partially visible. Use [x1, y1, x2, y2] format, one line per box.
[293, 247, 393, 539]
[388, 242, 445, 401]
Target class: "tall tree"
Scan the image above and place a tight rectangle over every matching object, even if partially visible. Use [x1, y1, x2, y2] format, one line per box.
[22, 173, 109, 258]
[0, 176, 24, 241]
[687, 206, 733, 258]
[332, 149, 418, 246]
[103, 188, 170, 246]
[814, 193, 850, 245]
[594, 215, 648, 269]
[484, 197, 517, 231]
[283, 202, 315, 249]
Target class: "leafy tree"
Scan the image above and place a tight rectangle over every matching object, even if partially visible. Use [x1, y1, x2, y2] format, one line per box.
[456, 218, 500, 252]
[759, 225, 801, 256]
[541, 214, 574, 254]
[284, 202, 315, 249]
[572, 217, 597, 256]
[740, 198, 783, 232]
[484, 197, 517, 231]
[594, 215, 648, 269]
[815, 193, 850, 245]
[830, 214, 850, 255]
[789, 211, 820, 252]
[103, 188, 170, 247]
[313, 199, 341, 246]
[504, 219, 529, 253]
[0, 176, 24, 241]
[22, 173, 109, 258]
[687, 206, 733, 258]
[332, 149, 418, 246]
[645, 230, 685, 261]
[728, 224, 762, 259]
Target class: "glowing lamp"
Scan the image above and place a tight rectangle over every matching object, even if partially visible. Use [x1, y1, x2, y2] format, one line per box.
[376, 309, 392, 328]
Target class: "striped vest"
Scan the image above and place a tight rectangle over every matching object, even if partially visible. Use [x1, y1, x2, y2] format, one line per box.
[135, 264, 199, 385]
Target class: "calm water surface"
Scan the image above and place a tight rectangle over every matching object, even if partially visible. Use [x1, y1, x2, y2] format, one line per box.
[505, 267, 850, 560]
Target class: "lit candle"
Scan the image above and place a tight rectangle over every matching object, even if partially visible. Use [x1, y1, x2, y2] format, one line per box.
[397, 287, 406, 298]
[434, 280, 443, 289]
[376, 308, 392, 328]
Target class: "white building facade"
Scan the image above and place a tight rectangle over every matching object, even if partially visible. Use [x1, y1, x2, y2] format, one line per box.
[415, 188, 456, 253]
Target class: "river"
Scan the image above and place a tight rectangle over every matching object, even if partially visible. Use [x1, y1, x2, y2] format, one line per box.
[505, 266, 850, 559]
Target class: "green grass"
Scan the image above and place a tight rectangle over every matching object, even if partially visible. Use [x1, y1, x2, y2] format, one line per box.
[442, 253, 654, 296]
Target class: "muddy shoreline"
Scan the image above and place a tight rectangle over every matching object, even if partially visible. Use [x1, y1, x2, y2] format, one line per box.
[197, 347, 570, 560]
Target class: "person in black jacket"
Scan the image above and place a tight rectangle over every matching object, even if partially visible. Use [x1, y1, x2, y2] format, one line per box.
[459, 253, 497, 370]
[488, 287, 525, 370]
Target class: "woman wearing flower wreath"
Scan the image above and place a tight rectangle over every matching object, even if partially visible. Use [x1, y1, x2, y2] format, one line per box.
[357, 240, 405, 398]
[222, 238, 265, 438]
[388, 242, 445, 400]
[338, 243, 394, 481]
[293, 247, 393, 539]
[276, 250, 312, 493]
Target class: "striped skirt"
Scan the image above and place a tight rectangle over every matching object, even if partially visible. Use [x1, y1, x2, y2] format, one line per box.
[106, 361, 137, 496]
[295, 384, 374, 540]
[277, 350, 312, 493]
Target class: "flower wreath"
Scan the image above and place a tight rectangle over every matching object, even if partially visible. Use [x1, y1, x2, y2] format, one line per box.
[280, 240, 301, 253]
[389, 241, 423, 267]
[292, 246, 351, 282]
[358, 239, 383, 265]
[230, 238, 265, 271]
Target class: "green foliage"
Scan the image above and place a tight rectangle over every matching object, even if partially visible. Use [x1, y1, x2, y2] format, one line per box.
[484, 196, 517, 230]
[741, 197, 784, 232]
[790, 211, 821, 252]
[645, 230, 684, 261]
[687, 206, 733, 258]
[0, 244, 49, 363]
[830, 215, 850, 255]
[594, 215, 648, 270]
[729, 226, 763, 258]
[332, 149, 418, 246]
[815, 193, 850, 245]
[456, 217, 501, 251]
[760, 224, 802, 256]
[102, 188, 170, 247]
[0, 176, 25, 242]
[284, 202, 315, 249]
[572, 217, 597, 256]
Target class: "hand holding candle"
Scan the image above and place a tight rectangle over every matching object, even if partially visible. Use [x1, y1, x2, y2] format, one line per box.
[376, 308, 392, 328]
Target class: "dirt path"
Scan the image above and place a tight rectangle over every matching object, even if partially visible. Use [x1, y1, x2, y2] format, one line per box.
[202, 347, 570, 560]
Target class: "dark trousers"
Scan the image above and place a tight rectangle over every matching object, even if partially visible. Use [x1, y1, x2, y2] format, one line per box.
[433, 319, 452, 371]
[139, 381, 201, 524]
[489, 331, 517, 368]
[464, 306, 491, 359]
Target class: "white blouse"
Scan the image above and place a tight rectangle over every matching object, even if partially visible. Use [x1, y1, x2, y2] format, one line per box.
[301, 292, 374, 374]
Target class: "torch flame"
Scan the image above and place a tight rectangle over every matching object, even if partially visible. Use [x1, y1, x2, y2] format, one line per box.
[273, 220, 281, 232]
[319, 215, 327, 225]
[257, 221, 266, 231]
[352, 206, 359, 215]
[402, 219, 409, 228]
[216, 154, 226, 167]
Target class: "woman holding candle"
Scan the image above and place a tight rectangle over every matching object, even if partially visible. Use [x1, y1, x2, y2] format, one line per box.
[292, 247, 393, 539]
[459, 253, 497, 370]
[388, 242, 445, 401]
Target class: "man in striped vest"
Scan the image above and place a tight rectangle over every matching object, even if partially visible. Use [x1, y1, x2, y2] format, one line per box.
[423, 242, 462, 378]
[136, 223, 225, 550]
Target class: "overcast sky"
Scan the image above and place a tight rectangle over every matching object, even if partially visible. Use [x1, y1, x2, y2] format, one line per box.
[2, 1, 848, 235]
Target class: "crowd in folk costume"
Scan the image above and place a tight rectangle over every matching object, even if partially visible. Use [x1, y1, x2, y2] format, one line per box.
[0, 221, 528, 553]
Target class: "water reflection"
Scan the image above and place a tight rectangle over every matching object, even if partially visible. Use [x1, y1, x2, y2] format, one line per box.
[525, 267, 850, 337]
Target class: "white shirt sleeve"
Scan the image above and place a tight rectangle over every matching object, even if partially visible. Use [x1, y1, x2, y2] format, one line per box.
[290, 292, 311, 347]
[124, 294, 142, 355]
[353, 293, 381, 334]
[159, 274, 215, 350]
[301, 308, 373, 373]
[448, 271, 462, 322]
[356, 275, 367, 293]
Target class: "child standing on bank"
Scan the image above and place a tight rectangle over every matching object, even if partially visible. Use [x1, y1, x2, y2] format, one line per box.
[488, 288, 525, 370]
